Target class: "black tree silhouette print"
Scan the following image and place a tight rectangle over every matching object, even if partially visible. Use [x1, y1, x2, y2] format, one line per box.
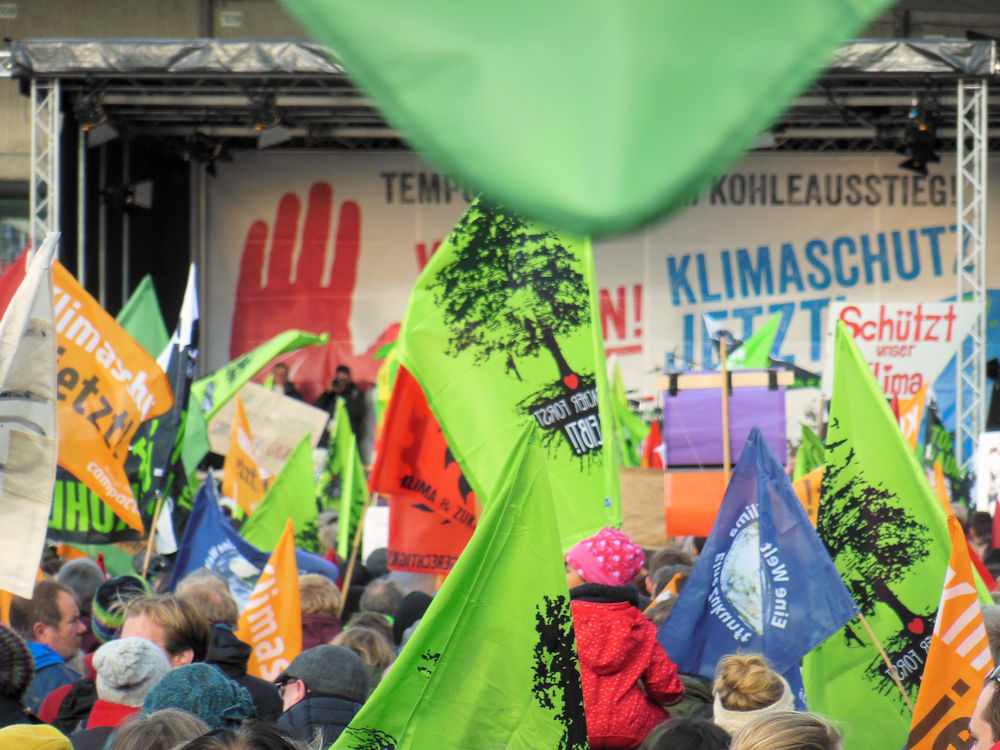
[428, 198, 601, 459]
[819, 421, 935, 702]
[532, 595, 588, 750]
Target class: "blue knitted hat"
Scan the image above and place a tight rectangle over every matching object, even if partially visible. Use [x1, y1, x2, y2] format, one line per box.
[142, 663, 256, 728]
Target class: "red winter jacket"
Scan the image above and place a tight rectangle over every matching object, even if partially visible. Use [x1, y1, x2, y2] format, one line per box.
[570, 584, 684, 749]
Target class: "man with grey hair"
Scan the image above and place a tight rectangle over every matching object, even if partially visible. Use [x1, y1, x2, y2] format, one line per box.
[359, 578, 403, 619]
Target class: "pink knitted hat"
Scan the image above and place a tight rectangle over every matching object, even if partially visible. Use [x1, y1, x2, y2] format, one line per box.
[565, 527, 644, 586]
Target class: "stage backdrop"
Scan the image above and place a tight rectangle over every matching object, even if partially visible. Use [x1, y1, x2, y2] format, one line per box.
[205, 152, 1000, 411]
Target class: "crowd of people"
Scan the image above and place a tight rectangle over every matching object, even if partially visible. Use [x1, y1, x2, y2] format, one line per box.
[2, 503, 1000, 748]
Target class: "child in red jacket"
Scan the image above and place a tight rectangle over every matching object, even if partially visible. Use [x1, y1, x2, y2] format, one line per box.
[566, 527, 684, 749]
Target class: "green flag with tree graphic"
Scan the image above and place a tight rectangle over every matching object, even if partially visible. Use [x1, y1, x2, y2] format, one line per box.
[397, 197, 620, 550]
[334, 422, 587, 749]
[191, 330, 328, 421]
[240, 434, 320, 553]
[727, 312, 781, 370]
[802, 322, 950, 750]
[793, 423, 825, 481]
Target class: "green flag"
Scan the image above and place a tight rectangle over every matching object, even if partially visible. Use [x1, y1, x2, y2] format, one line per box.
[398, 197, 620, 550]
[334, 423, 587, 749]
[329, 399, 368, 559]
[192, 330, 328, 421]
[277, 1, 891, 236]
[727, 313, 780, 370]
[240, 434, 320, 553]
[611, 362, 646, 468]
[802, 322, 950, 750]
[792, 423, 825, 481]
[116, 275, 169, 357]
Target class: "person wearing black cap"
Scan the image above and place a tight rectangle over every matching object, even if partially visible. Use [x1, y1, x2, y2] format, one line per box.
[274, 644, 369, 746]
[0, 624, 37, 727]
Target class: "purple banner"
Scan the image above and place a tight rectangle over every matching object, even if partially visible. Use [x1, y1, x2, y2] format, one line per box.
[662, 381, 786, 467]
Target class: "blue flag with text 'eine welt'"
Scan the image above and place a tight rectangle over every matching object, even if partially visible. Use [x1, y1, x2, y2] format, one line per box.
[659, 427, 856, 686]
[169, 480, 338, 611]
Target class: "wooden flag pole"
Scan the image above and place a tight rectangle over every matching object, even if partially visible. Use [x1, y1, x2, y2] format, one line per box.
[719, 337, 732, 483]
[855, 611, 915, 714]
[336, 492, 376, 619]
[141, 493, 165, 580]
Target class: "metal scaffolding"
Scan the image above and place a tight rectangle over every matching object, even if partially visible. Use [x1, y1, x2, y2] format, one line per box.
[29, 79, 61, 252]
[955, 78, 989, 471]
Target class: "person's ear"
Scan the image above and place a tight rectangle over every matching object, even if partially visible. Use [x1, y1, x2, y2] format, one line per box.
[169, 649, 195, 667]
[32, 621, 49, 643]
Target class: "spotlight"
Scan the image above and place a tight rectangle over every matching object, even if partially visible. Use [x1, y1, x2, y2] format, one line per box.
[897, 95, 940, 177]
[73, 93, 118, 148]
[249, 94, 281, 130]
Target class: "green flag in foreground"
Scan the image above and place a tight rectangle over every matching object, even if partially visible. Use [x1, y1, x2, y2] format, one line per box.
[240, 434, 320, 553]
[792, 423, 825, 481]
[802, 322, 950, 750]
[192, 330, 328, 421]
[398, 197, 620, 550]
[335, 423, 587, 749]
[330, 399, 368, 559]
[727, 313, 781, 370]
[278, 0, 891, 236]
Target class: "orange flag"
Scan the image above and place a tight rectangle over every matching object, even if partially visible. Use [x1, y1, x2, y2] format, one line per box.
[235, 519, 302, 681]
[53, 262, 173, 530]
[898, 384, 929, 451]
[369, 366, 476, 575]
[221, 395, 268, 515]
[907, 515, 993, 749]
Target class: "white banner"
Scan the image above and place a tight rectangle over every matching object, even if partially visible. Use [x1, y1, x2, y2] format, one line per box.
[821, 302, 978, 399]
[205, 152, 1000, 407]
[207, 382, 330, 476]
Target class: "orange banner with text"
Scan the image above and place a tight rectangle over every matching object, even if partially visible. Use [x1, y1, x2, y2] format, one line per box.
[53, 262, 174, 531]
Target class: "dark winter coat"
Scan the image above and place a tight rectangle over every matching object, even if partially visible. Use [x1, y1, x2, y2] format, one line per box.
[0, 694, 39, 729]
[276, 693, 364, 747]
[570, 583, 684, 749]
[206, 625, 284, 721]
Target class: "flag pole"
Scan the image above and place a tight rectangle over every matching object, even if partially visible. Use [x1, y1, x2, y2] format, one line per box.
[141, 492, 165, 580]
[336, 491, 376, 619]
[719, 337, 731, 483]
[855, 611, 915, 714]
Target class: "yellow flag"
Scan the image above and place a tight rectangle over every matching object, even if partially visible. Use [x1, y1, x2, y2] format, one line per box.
[221, 394, 267, 515]
[907, 515, 993, 749]
[235, 519, 302, 681]
[898, 384, 928, 451]
[792, 466, 823, 527]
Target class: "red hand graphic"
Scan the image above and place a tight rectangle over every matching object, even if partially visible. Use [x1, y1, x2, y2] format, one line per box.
[230, 182, 398, 401]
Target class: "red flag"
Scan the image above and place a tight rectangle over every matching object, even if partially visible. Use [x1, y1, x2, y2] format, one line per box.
[370, 366, 476, 575]
[967, 539, 998, 592]
[640, 419, 664, 469]
[0, 248, 27, 318]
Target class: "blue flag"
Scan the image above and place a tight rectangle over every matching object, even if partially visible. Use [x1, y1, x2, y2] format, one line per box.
[169, 480, 338, 610]
[659, 427, 856, 695]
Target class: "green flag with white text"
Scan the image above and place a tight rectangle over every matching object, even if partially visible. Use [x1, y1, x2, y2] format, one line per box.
[334, 423, 587, 749]
[240, 434, 320, 553]
[802, 322, 950, 750]
[793, 423, 825, 481]
[398, 197, 619, 550]
[191, 330, 328, 421]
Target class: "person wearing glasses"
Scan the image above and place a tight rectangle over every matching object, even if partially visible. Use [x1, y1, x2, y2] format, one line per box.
[970, 672, 1000, 750]
[274, 644, 370, 746]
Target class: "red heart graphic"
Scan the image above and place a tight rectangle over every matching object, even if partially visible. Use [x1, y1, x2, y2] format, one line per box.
[906, 618, 924, 635]
[563, 374, 579, 390]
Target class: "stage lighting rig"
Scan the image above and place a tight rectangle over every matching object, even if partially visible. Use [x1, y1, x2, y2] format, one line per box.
[897, 94, 940, 177]
[72, 92, 118, 147]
